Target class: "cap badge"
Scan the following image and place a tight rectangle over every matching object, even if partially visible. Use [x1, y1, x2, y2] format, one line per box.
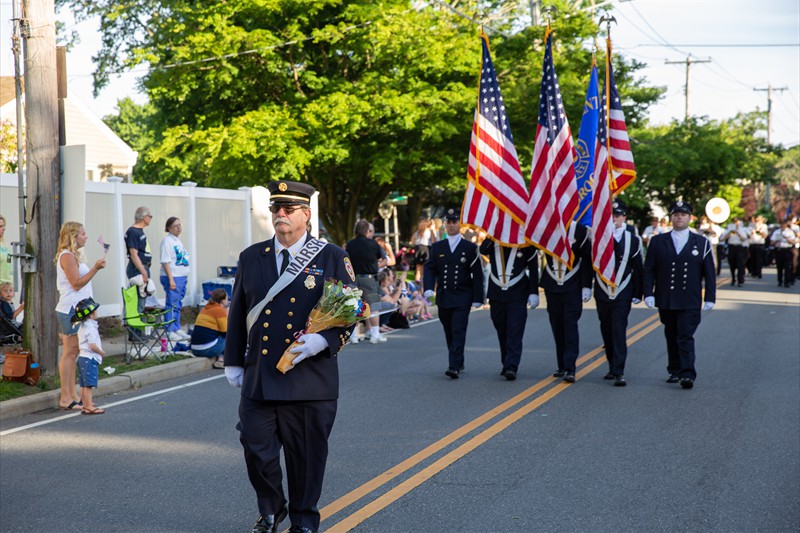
[279, 182, 288, 192]
[677, 201, 683, 207]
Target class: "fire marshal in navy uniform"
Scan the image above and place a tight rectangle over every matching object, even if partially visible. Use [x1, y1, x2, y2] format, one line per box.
[592, 200, 643, 387]
[540, 223, 593, 383]
[643, 200, 716, 390]
[479, 239, 539, 381]
[423, 208, 484, 379]
[224, 180, 355, 533]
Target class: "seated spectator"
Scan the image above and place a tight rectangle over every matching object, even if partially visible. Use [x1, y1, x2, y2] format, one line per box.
[378, 270, 427, 326]
[190, 288, 228, 368]
[0, 282, 24, 327]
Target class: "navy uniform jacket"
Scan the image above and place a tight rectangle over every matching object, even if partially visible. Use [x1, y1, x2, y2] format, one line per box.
[593, 229, 644, 302]
[540, 223, 593, 293]
[225, 233, 354, 402]
[423, 238, 484, 309]
[479, 240, 539, 302]
[643, 231, 716, 309]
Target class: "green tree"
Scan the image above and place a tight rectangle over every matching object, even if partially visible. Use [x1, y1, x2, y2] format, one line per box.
[57, 0, 661, 244]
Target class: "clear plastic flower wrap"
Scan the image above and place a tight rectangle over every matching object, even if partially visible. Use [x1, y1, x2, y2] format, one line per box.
[277, 279, 371, 374]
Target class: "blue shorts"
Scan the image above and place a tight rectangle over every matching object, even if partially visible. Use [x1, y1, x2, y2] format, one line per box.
[57, 309, 80, 336]
[77, 357, 99, 388]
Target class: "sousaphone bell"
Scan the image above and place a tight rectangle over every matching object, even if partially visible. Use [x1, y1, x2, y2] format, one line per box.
[705, 197, 730, 224]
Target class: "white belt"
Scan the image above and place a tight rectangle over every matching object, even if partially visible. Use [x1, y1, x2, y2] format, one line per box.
[490, 271, 527, 290]
[546, 258, 581, 286]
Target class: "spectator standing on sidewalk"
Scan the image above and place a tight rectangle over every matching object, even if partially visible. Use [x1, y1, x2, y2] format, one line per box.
[72, 297, 106, 415]
[345, 220, 388, 344]
[160, 216, 191, 341]
[412, 219, 436, 283]
[54, 222, 106, 411]
[125, 207, 155, 314]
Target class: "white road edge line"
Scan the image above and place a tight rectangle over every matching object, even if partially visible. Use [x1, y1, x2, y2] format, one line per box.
[0, 374, 226, 437]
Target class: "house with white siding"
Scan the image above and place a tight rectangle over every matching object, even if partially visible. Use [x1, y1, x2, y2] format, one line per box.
[0, 76, 137, 181]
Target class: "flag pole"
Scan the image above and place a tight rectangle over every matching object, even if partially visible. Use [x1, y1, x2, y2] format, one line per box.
[600, 14, 616, 192]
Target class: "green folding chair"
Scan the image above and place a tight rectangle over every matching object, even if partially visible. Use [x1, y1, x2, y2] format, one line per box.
[121, 285, 176, 364]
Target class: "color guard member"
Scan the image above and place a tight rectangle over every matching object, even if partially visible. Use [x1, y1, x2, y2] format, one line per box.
[423, 209, 484, 379]
[479, 239, 539, 380]
[592, 200, 643, 386]
[540, 223, 593, 383]
[644, 200, 716, 389]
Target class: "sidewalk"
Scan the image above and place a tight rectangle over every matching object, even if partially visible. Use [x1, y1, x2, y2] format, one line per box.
[0, 327, 213, 421]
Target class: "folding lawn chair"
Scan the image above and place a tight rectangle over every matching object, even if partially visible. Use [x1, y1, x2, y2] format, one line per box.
[121, 285, 176, 364]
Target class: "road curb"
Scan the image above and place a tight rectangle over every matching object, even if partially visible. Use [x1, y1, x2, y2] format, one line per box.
[0, 357, 213, 421]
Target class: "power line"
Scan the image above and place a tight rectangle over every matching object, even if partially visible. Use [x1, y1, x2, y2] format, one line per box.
[634, 43, 799, 48]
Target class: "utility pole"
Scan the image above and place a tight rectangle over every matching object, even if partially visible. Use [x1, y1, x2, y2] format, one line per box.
[665, 55, 711, 121]
[753, 84, 787, 145]
[21, 0, 61, 375]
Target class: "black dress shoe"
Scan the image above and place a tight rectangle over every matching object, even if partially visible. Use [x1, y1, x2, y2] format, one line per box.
[614, 376, 627, 387]
[666, 374, 680, 383]
[680, 377, 694, 389]
[553, 370, 566, 378]
[445, 368, 460, 379]
[287, 527, 316, 533]
[252, 505, 288, 533]
[502, 369, 517, 381]
[563, 371, 576, 383]
[603, 372, 615, 380]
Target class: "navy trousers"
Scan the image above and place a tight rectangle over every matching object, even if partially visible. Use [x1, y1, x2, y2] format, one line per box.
[438, 305, 471, 371]
[238, 396, 337, 531]
[596, 298, 632, 376]
[658, 308, 701, 380]
[545, 289, 583, 373]
[489, 298, 528, 373]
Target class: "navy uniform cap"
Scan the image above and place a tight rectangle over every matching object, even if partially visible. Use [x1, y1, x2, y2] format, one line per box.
[611, 199, 628, 216]
[669, 200, 693, 215]
[444, 208, 460, 221]
[267, 181, 316, 205]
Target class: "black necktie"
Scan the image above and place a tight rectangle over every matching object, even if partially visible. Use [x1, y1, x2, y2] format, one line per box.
[279, 249, 291, 274]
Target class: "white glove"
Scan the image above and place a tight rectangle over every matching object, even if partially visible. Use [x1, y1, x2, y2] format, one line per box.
[632, 298, 641, 305]
[472, 302, 483, 308]
[644, 296, 655, 308]
[225, 366, 244, 388]
[581, 288, 592, 302]
[423, 290, 434, 299]
[289, 333, 328, 365]
[527, 294, 539, 309]
[703, 302, 715, 311]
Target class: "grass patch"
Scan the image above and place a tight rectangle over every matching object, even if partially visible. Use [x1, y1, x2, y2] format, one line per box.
[0, 353, 192, 402]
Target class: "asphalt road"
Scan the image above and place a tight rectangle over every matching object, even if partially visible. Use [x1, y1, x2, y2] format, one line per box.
[1, 270, 798, 533]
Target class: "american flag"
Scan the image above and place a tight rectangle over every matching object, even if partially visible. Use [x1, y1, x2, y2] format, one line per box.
[605, 39, 636, 193]
[524, 29, 579, 267]
[591, 50, 616, 286]
[461, 33, 529, 246]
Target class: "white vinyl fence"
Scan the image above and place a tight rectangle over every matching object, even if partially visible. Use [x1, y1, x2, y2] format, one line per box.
[1, 171, 320, 318]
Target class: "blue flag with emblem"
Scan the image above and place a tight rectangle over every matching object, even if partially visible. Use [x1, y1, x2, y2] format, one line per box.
[573, 61, 600, 227]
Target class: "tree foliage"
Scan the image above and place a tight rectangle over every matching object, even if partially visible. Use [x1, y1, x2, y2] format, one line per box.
[57, 0, 660, 243]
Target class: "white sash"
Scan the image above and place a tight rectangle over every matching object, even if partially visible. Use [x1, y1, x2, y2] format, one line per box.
[246, 237, 327, 334]
[597, 231, 632, 300]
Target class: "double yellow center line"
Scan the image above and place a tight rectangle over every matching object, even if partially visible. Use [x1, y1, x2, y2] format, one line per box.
[321, 278, 729, 532]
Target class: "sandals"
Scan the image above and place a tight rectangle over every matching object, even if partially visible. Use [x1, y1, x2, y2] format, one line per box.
[211, 360, 225, 370]
[81, 407, 105, 415]
[60, 401, 83, 411]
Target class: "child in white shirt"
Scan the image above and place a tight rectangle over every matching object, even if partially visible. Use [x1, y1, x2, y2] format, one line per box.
[72, 298, 106, 415]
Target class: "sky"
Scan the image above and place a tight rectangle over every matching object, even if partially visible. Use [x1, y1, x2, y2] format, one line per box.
[1, 0, 798, 147]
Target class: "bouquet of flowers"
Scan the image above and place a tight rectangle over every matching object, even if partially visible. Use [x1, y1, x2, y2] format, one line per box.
[277, 279, 370, 374]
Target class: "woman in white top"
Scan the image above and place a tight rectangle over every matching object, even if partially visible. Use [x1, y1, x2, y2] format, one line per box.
[54, 222, 106, 410]
[159, 217, 190, 340]
[412, 219, 436, 283]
